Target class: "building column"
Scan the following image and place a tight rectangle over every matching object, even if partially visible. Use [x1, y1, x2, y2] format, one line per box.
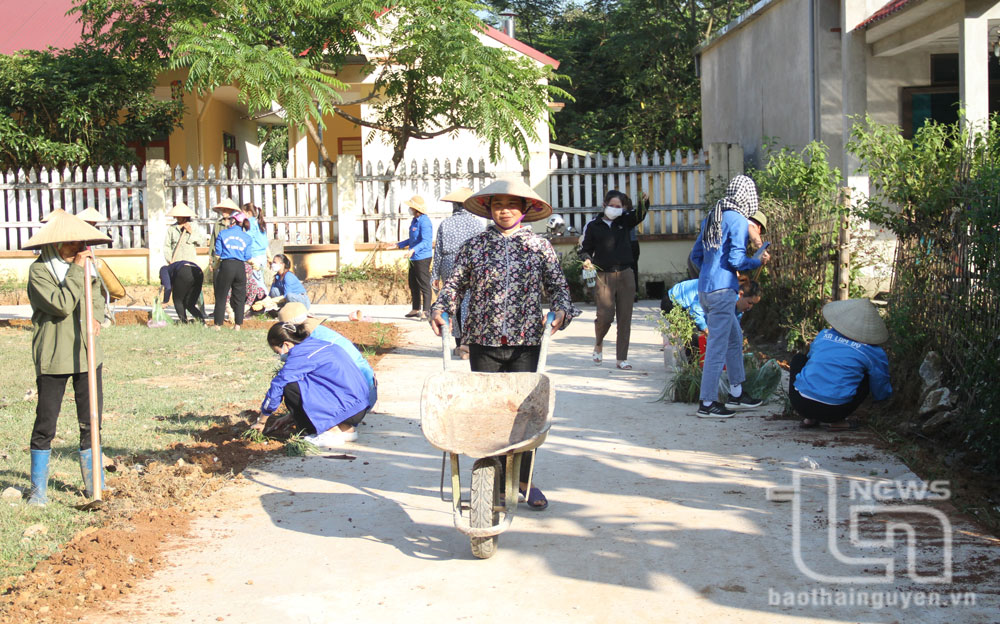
[841, 1, 868, 197]
[959, 13, 989, 129]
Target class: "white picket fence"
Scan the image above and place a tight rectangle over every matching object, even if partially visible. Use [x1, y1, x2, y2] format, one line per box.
[548, 149, 709, 236]
[0, 165, 145, 250]
[1, 149, 710, 251]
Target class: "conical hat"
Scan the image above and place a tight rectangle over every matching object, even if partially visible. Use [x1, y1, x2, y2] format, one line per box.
[441, 187, 474, 204]
[404, 195, 429, 214]
[168, 203, 197, 219]
[463, 179, 551, 223]
[40, 208, 68, 224]
[277, 301, 328, 333]
[822, 299, 888, 345]
[212, 197, 240, 214]
[23, 211, 112, 250]
[76, 207, 105, 223]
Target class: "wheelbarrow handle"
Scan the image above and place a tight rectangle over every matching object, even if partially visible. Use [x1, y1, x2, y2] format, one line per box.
[536, 312, 557, 374]
[440, 311, 452, 371]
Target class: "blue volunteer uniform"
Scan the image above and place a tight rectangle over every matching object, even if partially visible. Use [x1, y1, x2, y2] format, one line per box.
[270, 271, 307, 297]
[689, 211, 761, 294]
[794, 329, 893, 405]
[311, 324, 378, 409]
[214, 226, 252, 261]
[397, 214, 433, 260]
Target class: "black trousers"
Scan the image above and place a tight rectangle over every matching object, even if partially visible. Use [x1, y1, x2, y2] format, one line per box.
[469, 344, 541, 484]
[630, 240, 640, 294]
[283, 382, 368, 435]
[31, 365, 103, 451]
[214, 259, 247, 326]
[173, 264, 205, 323]
[788, 353, 870, 423]
[408, 258, 432, 312]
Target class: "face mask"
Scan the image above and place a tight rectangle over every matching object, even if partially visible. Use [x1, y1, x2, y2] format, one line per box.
[270, 263, 282, 272]
[604, 206, 623, 220]
[279, 352, 289, 362]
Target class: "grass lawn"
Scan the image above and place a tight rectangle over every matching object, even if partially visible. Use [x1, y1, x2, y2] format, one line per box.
[0, 321, 284, 580]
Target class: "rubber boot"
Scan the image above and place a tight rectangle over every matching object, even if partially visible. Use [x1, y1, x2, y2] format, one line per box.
[28, 449, 50, 506]
[78, 448, 105, 498]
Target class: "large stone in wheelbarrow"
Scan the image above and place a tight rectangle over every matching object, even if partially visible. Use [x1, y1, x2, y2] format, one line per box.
[420, 372, 554, 459]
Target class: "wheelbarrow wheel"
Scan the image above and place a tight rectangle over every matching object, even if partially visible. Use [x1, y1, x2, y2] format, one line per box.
[470, 457, 501, 559]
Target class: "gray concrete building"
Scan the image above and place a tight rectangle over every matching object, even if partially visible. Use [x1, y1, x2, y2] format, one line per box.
[696, 0, 1000, 190]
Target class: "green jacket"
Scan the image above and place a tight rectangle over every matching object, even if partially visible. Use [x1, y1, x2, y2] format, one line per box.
[165, 223, 207, 264]
[28, 261, 105, 376]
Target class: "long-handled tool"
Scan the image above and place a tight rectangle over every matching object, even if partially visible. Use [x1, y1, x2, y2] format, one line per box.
[83, 256, 102, 503]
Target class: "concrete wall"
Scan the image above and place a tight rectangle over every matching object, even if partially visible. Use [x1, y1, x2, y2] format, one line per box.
[699, 0, 813, 167]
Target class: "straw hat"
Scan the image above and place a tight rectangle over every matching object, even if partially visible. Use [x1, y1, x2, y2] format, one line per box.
[440, 187, 474, 204]
[822, 299, 888, 345]
[23, 211, 112, 250]
[40, 208, 68, 224]
[463, 179, 552, 223]
[167, 203, 197, 219]
[403, 196, 429, 214]
[749, 210, 767, 234]
[212, 197, 240, 214]
[277, 301, 327, 334]
[75, 207, 105, 223]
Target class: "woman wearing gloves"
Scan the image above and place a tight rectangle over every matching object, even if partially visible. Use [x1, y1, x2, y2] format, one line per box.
[261, 322, 371, 448]
[23, 212, 112, 504]
[430, 179, 580, 511]
[579, 190, 648, 370]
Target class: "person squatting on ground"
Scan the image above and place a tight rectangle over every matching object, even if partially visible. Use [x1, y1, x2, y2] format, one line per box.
[391, 195, 434, 320]
[429, 179, 581, 511]
[579, 190, 648, 370]
[689, 174, 771, 418]
[269, 253, 311, 309]
[662, 277, 762, 358]
[24, 212, 112, 505]
[261, 322, 371, 448]
[790, 299, 892, 431]
[431, 187, 485, 359]
[277, 302, 378, 411]
[213, 211, 252, 330]
[161, 202, 207, 324]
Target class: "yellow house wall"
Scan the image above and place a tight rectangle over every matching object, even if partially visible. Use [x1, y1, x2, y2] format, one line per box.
[304, 104, 364, 164]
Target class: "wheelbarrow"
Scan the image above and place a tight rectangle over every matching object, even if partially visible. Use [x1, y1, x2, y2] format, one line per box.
[420, 312, 557, 559]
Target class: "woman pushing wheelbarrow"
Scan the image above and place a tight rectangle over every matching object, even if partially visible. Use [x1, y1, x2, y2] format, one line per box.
[427, 179, 580, 556]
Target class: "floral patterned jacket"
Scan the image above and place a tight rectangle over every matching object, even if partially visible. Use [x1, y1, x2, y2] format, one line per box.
[432, 226, 580, 347]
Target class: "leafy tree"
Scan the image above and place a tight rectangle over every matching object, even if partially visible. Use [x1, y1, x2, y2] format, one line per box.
[0, 45, 182, 170]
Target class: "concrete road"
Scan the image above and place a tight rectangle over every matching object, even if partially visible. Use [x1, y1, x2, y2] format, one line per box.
[81, 302, 999, 624]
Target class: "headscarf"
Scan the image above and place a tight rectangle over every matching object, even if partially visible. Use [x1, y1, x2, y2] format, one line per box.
[40, 244, 72, 285]
[702, 174, 759, 251]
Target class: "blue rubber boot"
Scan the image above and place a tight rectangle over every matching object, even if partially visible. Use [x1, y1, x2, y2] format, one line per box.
[28, 449, 50, 506]
[78, 448, 105, 498]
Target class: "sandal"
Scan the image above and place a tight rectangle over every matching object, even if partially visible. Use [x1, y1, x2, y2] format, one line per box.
[824, 420, 860, 431]
[800, 419, 821, 429]
[616, 360, 633, 370]
[518, 486, 548, 511]
[592, 350, 603, 364]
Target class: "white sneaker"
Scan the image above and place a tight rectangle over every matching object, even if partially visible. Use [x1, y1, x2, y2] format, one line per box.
[305, 428, 358, 449]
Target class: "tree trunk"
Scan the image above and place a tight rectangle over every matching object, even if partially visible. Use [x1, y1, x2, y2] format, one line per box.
[302, 118, 333, 174]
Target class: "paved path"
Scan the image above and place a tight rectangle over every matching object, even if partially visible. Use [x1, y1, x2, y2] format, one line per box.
[57, 302, 999, 624]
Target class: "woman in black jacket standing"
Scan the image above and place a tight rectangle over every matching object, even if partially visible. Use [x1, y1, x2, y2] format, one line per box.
[579, 190, 647, 370]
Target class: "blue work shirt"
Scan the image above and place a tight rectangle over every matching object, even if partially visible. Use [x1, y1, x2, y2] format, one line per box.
[794, 329, 893, 405]
[261, 336, 370, 432]
[397, 214, 433, 260]
[669, 278, 744, 331]
[271, 271, 307, 297]
[311, 324, 377, 409]
[214, 225, 252, 262]
[689, 211, 761, 294]
[246, 217, 269, 259]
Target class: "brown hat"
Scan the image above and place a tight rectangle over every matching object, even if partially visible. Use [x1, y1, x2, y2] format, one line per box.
[404, 196, 429, 214]
[168, 203, 197, 219]
[277, 301, 327, 334]
[212, 197, 240, 215]
[440, 187, 474, 204]
[464, 179, 552, 223]
[75, 207, 105, 224]
[822, 299, 888, 345]
[749, 210, 767, 234]
[23, 211, 112, 250]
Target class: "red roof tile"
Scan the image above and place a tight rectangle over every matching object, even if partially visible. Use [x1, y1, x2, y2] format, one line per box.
[0, 0, 83, 55]
[482, 26, 559, 69]
[857, 0, 918, 30]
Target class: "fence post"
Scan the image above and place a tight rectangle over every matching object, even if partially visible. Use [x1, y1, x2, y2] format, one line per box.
[836, 188, 852, 300]
[145, 159, 170, 282]
[336, 155, 357, 267]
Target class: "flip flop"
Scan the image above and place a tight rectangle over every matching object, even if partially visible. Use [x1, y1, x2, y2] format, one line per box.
[800, 419, 821, 429]
[823, 421, 860, 431]
[592, 350, 603, 364]
[616, 360, 633, 370]
[519, 486, 548, 511]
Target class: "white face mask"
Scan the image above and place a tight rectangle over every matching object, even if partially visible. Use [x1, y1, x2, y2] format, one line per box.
[604, 206, 623, 220]
[270, 263, 282, 272]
